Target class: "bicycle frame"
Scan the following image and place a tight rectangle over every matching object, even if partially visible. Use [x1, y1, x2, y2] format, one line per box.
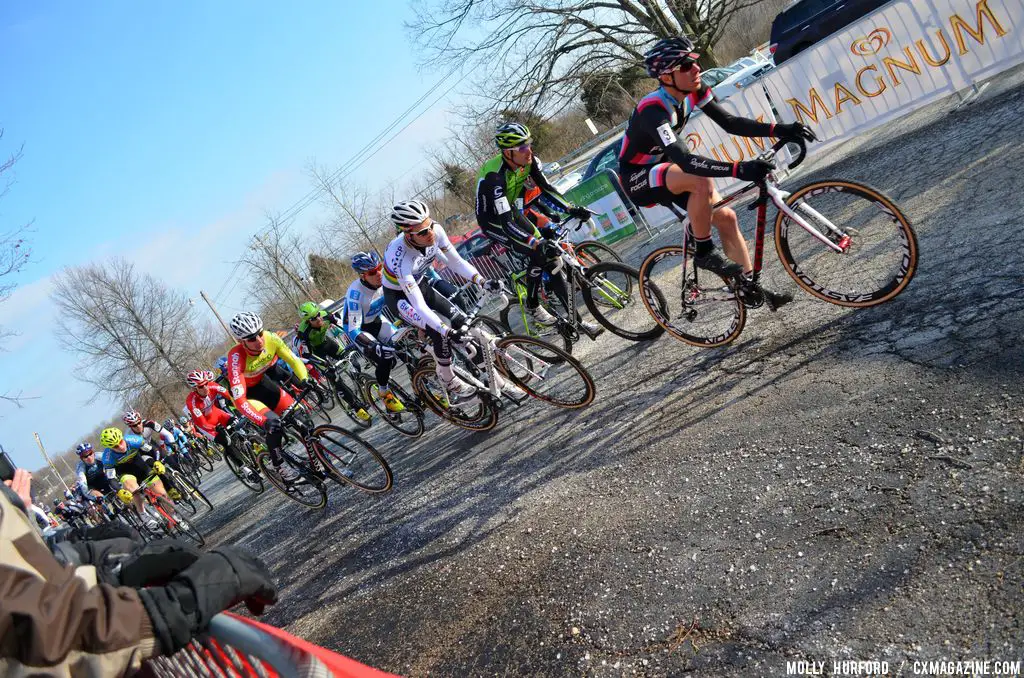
[669, 140, 851, 281]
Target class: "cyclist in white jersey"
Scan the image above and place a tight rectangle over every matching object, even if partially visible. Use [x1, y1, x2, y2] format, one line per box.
[381, 199, 505, 400]
[343, 251, 404, 412]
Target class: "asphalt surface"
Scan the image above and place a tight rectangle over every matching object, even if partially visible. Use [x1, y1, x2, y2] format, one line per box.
[194, 67, 1024, 677]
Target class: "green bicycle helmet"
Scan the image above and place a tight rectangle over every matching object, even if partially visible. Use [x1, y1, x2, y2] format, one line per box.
[495, 122, 532, 149]
[298, 301, 325, 321]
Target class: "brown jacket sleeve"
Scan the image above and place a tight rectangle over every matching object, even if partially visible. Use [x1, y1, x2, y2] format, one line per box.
[0, 487, 160, 676]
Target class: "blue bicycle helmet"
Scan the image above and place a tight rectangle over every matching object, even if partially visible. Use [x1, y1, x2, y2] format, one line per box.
[76, 442, 93, 456]
[216, 355, 228, 374]
[351, 251, 382, 273]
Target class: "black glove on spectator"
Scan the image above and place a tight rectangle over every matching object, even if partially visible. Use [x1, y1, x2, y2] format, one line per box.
[139, 547, 278, 655]
[116, 539, 205, 587]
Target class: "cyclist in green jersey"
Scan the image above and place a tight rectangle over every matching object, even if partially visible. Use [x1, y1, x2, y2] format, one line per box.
[475, 122, 600, 333]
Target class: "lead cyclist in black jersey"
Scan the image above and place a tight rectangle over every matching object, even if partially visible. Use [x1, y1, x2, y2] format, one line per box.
[619, 36, 817, 309]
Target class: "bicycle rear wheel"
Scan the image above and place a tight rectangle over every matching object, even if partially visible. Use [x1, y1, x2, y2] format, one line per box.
[311, 424, 394, 493]
[256, 451, 327, 509]
[495, 335, 596, 409]
[575, 240, 622, 267]
[775, 179, 918, 307]
[226, 440, 265, 493]
[410, 365, 499, 432]
[582, 261, 666, 341]
[362, 379, 425, 438]
[500, 299, 572, 357]
[638, 246, 746, 347]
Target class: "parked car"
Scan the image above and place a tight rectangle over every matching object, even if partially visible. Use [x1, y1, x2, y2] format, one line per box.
[454, 228, 506, 261]
[769, 0, 893, 65]
[581, 141, 621, 182]
[700, 56, 774, 100]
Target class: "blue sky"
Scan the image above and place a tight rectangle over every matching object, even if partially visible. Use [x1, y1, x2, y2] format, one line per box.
[0, 1, 464, 468]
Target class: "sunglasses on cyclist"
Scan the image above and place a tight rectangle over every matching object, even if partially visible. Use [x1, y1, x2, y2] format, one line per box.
[241, 332, 262, 342]
[509, 143, 532, 153]
[672, 54, 701, 73]
[410, 223, 434, 237]
[363, 264, 383, 275]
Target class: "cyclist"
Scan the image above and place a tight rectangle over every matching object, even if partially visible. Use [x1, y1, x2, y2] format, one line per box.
[99, 427, 169, 530]
[225, 311, 309, 482]
[382, 199, 520, 401]
[340, 251, 404, 413]
[476, 121, 600, 333]
[74, 442, 114, 503]
[121, 410, 175, 461]
[184, 369, 253, 475]
[293, 302, 372, 422]
[619, 36, 816, 308]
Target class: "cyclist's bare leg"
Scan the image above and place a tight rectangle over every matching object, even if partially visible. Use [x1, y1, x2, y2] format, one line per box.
[710, 189, 752, 273]
[665, 165, 752, 272]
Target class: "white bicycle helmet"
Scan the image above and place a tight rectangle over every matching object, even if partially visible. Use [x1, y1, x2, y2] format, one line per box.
[229, 311, 264, 340]
[390, 200, 430, 231]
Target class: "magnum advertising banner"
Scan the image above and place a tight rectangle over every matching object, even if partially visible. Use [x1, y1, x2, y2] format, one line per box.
[761, 0, 1023, 143]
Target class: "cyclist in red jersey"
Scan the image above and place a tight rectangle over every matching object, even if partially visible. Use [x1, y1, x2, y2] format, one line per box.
[225, 312, 309, 483]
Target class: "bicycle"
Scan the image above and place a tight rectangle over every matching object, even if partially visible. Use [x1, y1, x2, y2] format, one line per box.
[307, 349, 375, 431]
[161, 457, 215, 516]
[500, 218, 666, 357]
[219, 418, 267, 493]
[638, 139, 919, 347]
[410, 287, 597, 431]
[355, 334, 427, 439]
[116, 460, 205, 545]
[256, 384, 394, 509]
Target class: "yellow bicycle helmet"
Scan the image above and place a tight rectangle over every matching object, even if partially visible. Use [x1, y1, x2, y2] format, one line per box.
[100, 427, 124, 448]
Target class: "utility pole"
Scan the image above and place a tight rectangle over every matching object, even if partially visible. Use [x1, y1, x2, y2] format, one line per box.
[34, 432, 70, 492]
[199, 290, 235, 341]
[252, 236, 317, 301]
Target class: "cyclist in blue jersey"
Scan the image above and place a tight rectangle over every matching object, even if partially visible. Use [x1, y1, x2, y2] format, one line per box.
[342, 251, 404, 413]
[99, 427, 171, 529]
[74, 442, 113, 501]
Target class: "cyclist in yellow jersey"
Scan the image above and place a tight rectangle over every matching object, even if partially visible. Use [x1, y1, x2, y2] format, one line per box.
[226, 312, 308, 482]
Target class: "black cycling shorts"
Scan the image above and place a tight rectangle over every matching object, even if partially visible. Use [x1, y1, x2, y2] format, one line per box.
[620, 162, 690, 210]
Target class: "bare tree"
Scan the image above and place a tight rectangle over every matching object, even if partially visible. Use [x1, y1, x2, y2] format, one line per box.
[51, 261, 203, 412]
[307, 162, 394, 256]
[0, 128, 34, 406]
[408, 0, 764, 115]
[241, 214, 322, 329]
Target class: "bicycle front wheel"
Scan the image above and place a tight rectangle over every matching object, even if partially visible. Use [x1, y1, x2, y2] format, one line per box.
[171, 469, 214, 514]
[495, 335, 596, 409]
[775, 179, 918, 307]
[311, 425, 394, 493]
[256, 451, 327, 509]
[169, 510, 205, 546]
[410, 365, 499, 432]
[582, 261, 665, 341]
[192, 446, 214, 473]
[638, 246, 746, 347]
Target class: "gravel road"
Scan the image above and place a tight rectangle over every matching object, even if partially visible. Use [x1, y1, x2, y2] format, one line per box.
[194, 66, 1024, 677]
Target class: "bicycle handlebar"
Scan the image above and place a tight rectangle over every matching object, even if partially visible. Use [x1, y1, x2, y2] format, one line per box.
[764, 137, 808, 171]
